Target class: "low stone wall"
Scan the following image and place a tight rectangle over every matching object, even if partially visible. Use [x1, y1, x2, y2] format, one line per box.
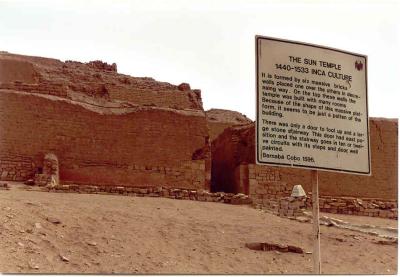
[305, 195, 398, 219]
[41, 184, 252, 205]
[247, 164, 398, 220]
[0, 157, 35, 181]
[254, 196, 307, 218]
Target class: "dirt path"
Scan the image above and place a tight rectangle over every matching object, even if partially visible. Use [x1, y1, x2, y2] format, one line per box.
[0, 185, 397, 274]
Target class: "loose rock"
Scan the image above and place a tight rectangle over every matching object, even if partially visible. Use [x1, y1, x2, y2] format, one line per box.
[87, 241, 97, 246]
[245, 242, 304, 254]
[295, 216, 310, 223]
[60, 254, 70, 262]
[375, 239, 397, 245]
[46, 216, 61, 224]
[24, 179, 35, 186]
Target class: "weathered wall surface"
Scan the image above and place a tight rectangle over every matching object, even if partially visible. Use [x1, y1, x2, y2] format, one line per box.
[0, 53, 204, 110]
[246, 164, 292, 207]
[212, 119, 398, 200]
[107, 83, 203, 111]
[305, 196, 397, 219]
[206, 109, 252, 141]
[0, 90, 208, 189]
[211, 124, 254, 192]
[0, 52, 210, 190]
[0, 59, 39, 84]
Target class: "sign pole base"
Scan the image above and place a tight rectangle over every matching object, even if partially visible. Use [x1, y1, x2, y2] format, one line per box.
[312, 170, 321, 274]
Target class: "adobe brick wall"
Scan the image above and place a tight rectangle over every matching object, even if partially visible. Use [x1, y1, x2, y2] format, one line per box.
[0, 52, 211, 190]
[0, 90, 209, 189]
[106, 85, 203, 111]
[0, 53, 204, 111]
[213, 119, 398, 200]
[247, 164, 292, 206]
[206, 109, 252, 141]
[0, 59, 39, 84]
[279, 118, 398, 199]
[208, 122, 234, 142]
[211, 124, 254, 192]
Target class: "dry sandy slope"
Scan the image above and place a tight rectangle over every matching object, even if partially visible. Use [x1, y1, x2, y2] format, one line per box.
[0, 186, 397, 274]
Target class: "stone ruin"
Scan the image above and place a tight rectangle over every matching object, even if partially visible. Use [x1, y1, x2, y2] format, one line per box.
[0, 51, 398, 219]
[211, 120, 398, 219]
[0, 52, 209, 190]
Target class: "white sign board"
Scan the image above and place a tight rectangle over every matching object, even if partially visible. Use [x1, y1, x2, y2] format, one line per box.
[256, 36, 370, 174]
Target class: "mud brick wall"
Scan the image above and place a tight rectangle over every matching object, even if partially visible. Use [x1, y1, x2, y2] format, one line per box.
[208, 122, 235, 141]
[211, 124, 254, 193]
[247, 164, 293, 206]
[0, 54, 203, 111]
[0, 58, 39, 84]
[275, 118, 398, 199]
[0, 57, 67, 97]
[213, 119, 398, 199]
[107, 86, 203, 110]
[0, 90, 209, 189]
[0, 82, 68, 98]
[206, 109, 252, 141]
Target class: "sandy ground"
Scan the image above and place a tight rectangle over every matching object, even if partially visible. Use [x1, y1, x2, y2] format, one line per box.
[0, 184, 397, 274]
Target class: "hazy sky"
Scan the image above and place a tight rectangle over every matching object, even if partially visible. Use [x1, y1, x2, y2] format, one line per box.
[1, 0, 399, 120]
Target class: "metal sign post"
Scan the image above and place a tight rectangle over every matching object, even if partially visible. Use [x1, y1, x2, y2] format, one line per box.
[312, 170, 321, 274]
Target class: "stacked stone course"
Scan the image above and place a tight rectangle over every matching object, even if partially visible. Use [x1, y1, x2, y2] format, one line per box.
[0, 157, 35, 181]
[37, 183, 252, 205]
[277, 196, 307, 217]
[248, 164, 293, 206]
[305, 195, 398, 219]
[0, 82, 68, 98]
